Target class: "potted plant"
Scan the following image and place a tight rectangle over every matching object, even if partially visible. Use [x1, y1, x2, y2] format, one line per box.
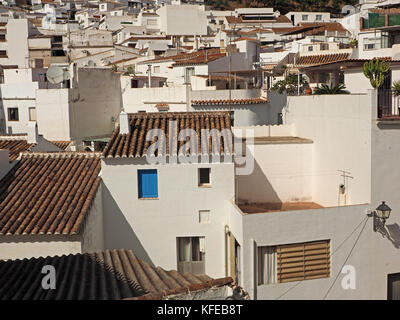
[392, 81, 400, 96]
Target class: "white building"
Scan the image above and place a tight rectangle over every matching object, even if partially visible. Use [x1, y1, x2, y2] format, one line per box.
[285, 11, 331, 26]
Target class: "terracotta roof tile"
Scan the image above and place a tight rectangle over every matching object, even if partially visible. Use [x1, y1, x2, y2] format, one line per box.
[102, 111, 233, 158]
[0, 153, 101, 236]
[191, 98, 268, 106]
[295, 53, 351, 66]
[172, 53, 226, 66]
[0, 249, 232, 300]
[0, 138, 34, 162]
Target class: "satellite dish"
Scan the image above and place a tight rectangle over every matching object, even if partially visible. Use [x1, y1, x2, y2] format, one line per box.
[87, 60, 95, 67]
[46, 66, 64, 84]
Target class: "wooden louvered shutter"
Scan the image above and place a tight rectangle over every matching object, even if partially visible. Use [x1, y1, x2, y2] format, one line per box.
[276, 240, 330, 283]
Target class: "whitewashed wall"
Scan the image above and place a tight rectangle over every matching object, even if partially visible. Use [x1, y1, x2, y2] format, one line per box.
[285, 93, 373, 207]
[101, 158, 235, 278]
[237, 141, 313, 203]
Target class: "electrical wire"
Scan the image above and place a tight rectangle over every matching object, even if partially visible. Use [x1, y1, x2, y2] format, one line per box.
[275, 215, 369, 300]
[322, 215, 370, 300]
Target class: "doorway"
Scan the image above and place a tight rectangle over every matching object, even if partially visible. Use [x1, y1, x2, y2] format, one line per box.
[388, 273, 400, 300]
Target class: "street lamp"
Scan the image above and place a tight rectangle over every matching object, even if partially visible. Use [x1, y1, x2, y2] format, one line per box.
[373, 201, 392, 232]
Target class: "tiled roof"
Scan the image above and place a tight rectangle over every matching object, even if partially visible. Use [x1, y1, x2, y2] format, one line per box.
[102, 111, 233, 158]
[49, 141, 71, 151]
[191, 98, 268, 106]
[0, 153, 101, 236]
[295, 53, 351, 66]
[300, 22, 349, 35]
[0, 249, 233, 300]
[225, 16, 242, 24]
[140, 48, 221, 65]
[172, 53, 225, 66]
[0, 137, 34, 162]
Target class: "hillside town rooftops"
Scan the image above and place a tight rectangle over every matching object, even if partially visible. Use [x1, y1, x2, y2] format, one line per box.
[0, 152, 101, 236]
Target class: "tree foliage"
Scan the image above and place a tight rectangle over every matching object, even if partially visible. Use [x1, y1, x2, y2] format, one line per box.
[313, 83, 350, 95]
[363, 59, 391, 89]
[271, 74, 308, 95]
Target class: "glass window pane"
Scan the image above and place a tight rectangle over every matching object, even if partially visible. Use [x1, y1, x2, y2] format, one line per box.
[178, 237, 191, 262]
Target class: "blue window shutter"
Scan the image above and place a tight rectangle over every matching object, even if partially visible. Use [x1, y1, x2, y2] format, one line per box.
[138, 169, 158, 198]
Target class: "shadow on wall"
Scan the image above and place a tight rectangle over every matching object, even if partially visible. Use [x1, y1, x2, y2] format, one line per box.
[102, 182, 155, 267]
[381, 223, 400, 249]
[236, 157, 281, 204]
[0, 83, 6, 134]
[266, 91, 287, 125]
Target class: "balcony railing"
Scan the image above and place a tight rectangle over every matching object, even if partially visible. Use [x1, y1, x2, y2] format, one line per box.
[378, 89, 400, 118]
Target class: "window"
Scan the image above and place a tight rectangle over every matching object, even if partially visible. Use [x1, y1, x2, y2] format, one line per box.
[320, 43, 329, 51]
[35, 58, 43, 68]
[198, 168, 211, 186]
[0, 50, 6, 57]
[131, 79, 138, 88]
[7, 108, 18, 121]
[29, 107, 36, 121]
[388, 273, 400, 300]
[302, 15, 308, 21]
[364, 43, 376, 50]
[177, 237, 205, 274]
[316, 14, 322, 21]
[153, 66, 160, 73]
[308, 46, 313, 51]
[199, 210, 210, 224]
[138, 169, 158, 198]
[185, 67, 195, 84]
[147, 19, 157, 26]
[258, 240, 330, 285]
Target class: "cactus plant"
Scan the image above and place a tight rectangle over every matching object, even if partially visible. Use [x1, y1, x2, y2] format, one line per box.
[363, 59, 391, 89]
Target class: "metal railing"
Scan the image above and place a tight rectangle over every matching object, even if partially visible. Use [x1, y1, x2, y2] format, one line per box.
[378, 89, 400, 118]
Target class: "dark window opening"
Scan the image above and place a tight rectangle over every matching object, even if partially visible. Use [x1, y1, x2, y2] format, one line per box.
[8, 108, 19, 121]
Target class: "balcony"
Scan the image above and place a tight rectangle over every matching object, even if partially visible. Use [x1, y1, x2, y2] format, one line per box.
[377, 89, 400, 119]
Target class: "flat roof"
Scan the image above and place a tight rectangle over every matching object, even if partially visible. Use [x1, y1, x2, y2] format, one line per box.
[239, 202, 323, 214]
[242, 136, 313, 144]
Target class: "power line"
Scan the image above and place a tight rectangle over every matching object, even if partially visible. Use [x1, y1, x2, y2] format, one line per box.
[322, 216, 370, 300]
[275, 215, 369, 300]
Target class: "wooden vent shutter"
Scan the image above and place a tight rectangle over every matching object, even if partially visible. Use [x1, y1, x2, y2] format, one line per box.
[276, 240, 330, 283]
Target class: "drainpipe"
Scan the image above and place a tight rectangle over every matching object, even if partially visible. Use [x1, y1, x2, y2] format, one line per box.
[147, 65, 151, 88]
[251, 238, 257, 300]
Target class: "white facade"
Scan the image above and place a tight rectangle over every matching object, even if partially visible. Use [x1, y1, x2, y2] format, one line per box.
[157, 4, 207, 36]
[101, 158, 235, 278]
[285, 11, 331, 26]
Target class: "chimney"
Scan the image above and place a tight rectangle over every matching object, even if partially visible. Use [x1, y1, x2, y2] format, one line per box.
[119, 112, 130, 134]
[27, 121, 39, 144]
[0, 149, 10, 181]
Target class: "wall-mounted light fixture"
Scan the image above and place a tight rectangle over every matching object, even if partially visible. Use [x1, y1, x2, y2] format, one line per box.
[372, 201, 392, 232]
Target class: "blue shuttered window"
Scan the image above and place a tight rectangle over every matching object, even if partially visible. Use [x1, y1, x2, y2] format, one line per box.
[138, 169, 158, 198]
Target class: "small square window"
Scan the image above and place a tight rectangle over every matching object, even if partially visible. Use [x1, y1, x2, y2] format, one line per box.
[138, 169, 158, 199]
[199, 210, 210, 224]
[7, 108, 18, 121]
[198, 168, 211, 186]
[316, 15, 322, 21]
[29, 107, 36, 121]
[302, 15, 308, 21]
